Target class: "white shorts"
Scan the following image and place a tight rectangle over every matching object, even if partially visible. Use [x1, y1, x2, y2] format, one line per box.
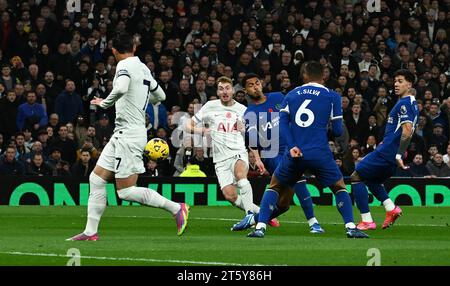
[214, 153, 249, 189]
[97, 135, 147, 179]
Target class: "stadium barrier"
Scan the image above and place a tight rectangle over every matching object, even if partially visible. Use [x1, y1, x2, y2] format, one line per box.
[0, 176, 448, 206]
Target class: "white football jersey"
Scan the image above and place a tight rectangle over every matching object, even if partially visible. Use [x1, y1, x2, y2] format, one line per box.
[192, 99, 247, 163]
[101, 56, 157, 137]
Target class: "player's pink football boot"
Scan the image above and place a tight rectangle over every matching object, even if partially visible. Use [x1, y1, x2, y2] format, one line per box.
[357, 221, 377, 230]
[66, 233, 99, 241]
[174, 203, 190, 236]
[268, 218, 280, 228]
[382, 206, 403, 229]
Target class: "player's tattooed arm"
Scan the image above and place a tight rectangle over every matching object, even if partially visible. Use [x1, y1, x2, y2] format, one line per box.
[396, 122, 413, 169]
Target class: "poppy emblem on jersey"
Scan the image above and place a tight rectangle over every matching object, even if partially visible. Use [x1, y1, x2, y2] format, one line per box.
[226, 112, 232, 118]
[268, 108, 273, 113]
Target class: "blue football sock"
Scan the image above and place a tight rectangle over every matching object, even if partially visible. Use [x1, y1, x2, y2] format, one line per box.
[366, 182, 389, 203]
[254, 190, 279, 224]
[352, 182, 370, 214]
[335, 190, 354, 224]
[294, 181, 315, 220]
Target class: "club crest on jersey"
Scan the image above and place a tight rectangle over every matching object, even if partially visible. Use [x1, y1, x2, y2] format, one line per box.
[400, 105, 407, 115]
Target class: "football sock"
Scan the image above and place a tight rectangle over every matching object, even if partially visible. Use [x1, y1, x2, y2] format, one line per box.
[308, 217, 319, 226]
[352, 182, 370, 214]
[255, 189, 279, 225]
[361, 212, 374, 223]
[335, 190, 356, 228]
[118, 186, 181, 215]
[237, 179, 256, 214]
[366, 183, 390, 209]
[84, 172, 107, 236]
[382, 198, 395, 212]
[233, 195, 245, 211]
[294, 180, 315, 220]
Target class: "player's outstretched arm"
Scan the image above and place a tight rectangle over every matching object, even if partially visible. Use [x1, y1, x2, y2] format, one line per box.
[330, 93, 344, 137]
[186, 118, 209, 135]
[96, 72, 130, 109]
[396, 122, 413, 169]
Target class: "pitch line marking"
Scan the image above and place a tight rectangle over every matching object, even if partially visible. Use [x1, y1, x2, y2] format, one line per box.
[0, 251, 286, 266]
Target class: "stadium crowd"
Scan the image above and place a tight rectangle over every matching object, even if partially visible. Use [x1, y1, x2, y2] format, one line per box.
[0, 0, 449, 178]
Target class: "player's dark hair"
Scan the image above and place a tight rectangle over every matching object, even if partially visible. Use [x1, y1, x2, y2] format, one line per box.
[241, 73, 260, 88]
[112, 33, 134, 54]
[394, 69, 415, 84]
[303, 61, 324, 80]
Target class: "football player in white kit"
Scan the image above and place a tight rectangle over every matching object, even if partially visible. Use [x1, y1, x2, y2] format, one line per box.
[67, 33, 189, 241]
[186, 76, 279, 228]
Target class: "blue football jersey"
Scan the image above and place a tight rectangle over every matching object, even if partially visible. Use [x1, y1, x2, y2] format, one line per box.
[280, 82, 342, 159]
[245, 92, 287, 159]
[376, 95, 419, 163]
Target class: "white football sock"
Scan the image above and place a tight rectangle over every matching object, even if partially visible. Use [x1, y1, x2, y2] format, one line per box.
[84, 172, 107, 236]
[361, 212, 374, 223]
[256, 222, 267, 230]
[118, 186, 181, 215]
[233, 195, 245, 210]
[237, 179, 255, 214]
[308, 217, 318, 226]
[345, 222, 356, 229]
[383, 199, 395, 212]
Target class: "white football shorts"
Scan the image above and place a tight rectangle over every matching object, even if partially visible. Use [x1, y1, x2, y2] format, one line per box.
[214, 152, 249, 189]
[97, 134, 147, 179]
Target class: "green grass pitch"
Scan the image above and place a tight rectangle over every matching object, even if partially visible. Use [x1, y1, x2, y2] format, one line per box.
[0, 206, 449, 266]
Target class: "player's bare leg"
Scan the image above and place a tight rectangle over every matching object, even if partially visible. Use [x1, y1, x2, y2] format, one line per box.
[329, 178, 369, 238]
[67, 165, 114, 241]
[115, 174, 190, 236]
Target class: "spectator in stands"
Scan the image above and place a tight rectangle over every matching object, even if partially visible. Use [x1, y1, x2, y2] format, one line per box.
[0, 90, 20, 140]
[426, 153, 450, 177]
[76, 137, 99, 162]
[0, 145, 25, 175]
[55, 80, 83, 125]
[342, 146, 361, 176]
[443, 144, 450, 165]
[408, 154, 432, 177]
[71, 148, 95, 177]
[26, 153, 53, 176]
[48, 125, 77, 165]
[16, 91, 48, 133]
[190, 147, 214, 177]
[144, 159, 161, 177]
[93, 113, 113, 145]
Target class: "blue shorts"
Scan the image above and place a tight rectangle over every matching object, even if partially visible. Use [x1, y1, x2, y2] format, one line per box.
[273, 152, 342, 188]
[262, 153, 283, 174]
[355, 151, 397, 184]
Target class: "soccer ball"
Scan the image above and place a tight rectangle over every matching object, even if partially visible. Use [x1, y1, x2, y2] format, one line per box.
[144, 138, 169, 161]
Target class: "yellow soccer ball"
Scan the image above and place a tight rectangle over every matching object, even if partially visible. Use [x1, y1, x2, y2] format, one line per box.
[144, 138, 169, 161]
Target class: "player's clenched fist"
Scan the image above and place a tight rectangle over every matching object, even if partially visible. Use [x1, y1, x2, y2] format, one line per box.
[290, 147, 302, 158]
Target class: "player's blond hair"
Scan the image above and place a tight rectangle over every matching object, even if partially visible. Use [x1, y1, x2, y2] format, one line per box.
[216, 76, 233, 86]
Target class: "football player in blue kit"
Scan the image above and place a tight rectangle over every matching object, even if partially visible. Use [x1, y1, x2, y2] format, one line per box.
[238, 61, 368, 238]
[232, 73, 324, 234]
[351, 69, 419, 230]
